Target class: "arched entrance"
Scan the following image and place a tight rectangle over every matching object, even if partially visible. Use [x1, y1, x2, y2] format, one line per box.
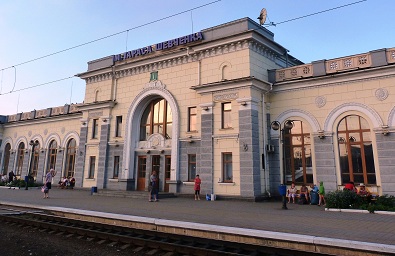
[123, 80, 180, 193]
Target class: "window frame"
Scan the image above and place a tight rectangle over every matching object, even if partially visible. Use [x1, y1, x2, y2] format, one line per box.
[115, 116, 122, 137]
[92, 119, 98, 139]
[337, 115, 376, 185]
[88, 156, 96, 179]
[188, 154, 197, 181]
[113, 156, 120, 178]
[222, 152, 233, 183]
[221, 102, 232, 129]
[16, 142, 25, 176]
[188, 107, 197, 132]
[65, 139, 77, 178]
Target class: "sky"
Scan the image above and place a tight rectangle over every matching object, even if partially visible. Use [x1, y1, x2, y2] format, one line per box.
[0, 0, 394, 116]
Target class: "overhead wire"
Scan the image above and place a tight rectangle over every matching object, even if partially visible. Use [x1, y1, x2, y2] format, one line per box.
[0, 0, 367, 96]
[274, 0, 367, 26]
[0, 0, 222, 72]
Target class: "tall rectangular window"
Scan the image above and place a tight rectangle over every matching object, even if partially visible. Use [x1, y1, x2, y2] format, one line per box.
[92, 119, 98, 139]
[222, 102, 232, 129]
[88, 156, 96, 178]
[188, 154, 196, 181]
[115, 116, 122, 137]
[222, 152, 233, 182]
[113, 156, 120, 178]
[188, 107, 197, 132]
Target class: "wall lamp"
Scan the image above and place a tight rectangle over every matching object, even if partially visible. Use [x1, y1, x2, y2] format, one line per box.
[318, 130, 325, 139]
[270, 120, 294, 210]
[240, 101, 247, 106]
[382, 125, 390, 136]
[202, 106, 209, 111]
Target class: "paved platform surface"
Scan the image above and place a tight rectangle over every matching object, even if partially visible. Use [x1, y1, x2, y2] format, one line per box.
[1, 187, 394, 247]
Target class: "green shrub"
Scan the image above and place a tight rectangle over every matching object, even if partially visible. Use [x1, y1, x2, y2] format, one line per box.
[326, 191, 395, 213]
[326, 190, 363, 209]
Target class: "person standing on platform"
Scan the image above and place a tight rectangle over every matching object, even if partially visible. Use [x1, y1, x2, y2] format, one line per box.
[44, 169, 57, 198]
[8, 170, 15, 185]
[149, 171, 158, 202]
[194, 174, 201, 200]
[318, 181, 326, 206]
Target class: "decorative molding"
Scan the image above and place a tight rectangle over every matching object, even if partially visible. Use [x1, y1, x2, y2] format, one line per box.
[324, 102, 383, 131]
[375, 88, 389, 101]
[83, 38, 280, 84]
[214, 92, 239, 101]
[88, 111, 103, 118]
[315, 96, 327, 108]
[143, 80, 166, 90]
[274, 109, 321, 133]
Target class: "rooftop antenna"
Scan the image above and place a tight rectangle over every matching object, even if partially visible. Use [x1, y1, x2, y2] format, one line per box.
[257, 8, 276, 27]
[257, 8, 267, 25]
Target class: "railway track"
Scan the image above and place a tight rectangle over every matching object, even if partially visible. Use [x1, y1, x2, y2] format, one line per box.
[0, 206, 322, 256]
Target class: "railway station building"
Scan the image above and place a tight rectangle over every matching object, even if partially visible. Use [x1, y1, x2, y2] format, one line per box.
[1, 17, 395, 199]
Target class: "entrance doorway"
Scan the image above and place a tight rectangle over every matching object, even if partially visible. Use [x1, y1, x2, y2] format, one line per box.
[164, 155, 171, 192]
[152, 155, 160, 192]
[137, 156, 147, 191]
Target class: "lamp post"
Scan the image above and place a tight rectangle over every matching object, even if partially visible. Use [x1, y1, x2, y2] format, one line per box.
[271, 120, 294, 209]
[26, 140, 39, 190]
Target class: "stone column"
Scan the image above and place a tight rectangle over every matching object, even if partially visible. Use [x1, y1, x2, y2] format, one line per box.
[239, 103, 261, 198]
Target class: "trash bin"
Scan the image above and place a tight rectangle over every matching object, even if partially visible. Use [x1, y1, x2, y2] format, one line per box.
[278, 185, 287, 196]
[310, 191, 319, 205]
[91, 186, 97, 195]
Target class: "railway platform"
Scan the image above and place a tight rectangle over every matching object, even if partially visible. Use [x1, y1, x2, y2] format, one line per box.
[1, 187, 394, 255]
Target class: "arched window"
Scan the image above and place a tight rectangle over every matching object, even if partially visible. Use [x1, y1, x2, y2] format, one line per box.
[2, 143, 11, 175]
[284, 120, 312, 184]
[140, 99, 172, 140]
[16, 142, 25, 176]
[30, 142, 40, 178]
[337, 115, 376, 185]
[65, 139, 77, 178]
[47, 140, 58, 172]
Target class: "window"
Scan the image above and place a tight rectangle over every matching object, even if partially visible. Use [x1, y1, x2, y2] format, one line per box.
[16, 142, 25, 176]
[113, 156, 120, 178]
[31, 143, 40, 178]
[89, 156, 96, 178]
[65, 139, 77, 178]
[140, 99, 172, 140]
[92, 119, 98, 139]
[337, 115, 376, 185]
[222, 102, 232, 129]
[188, 154, 196, 181]
[283, 120, 312, 185]
[222, 153, 233, 182]
[2, 143, 11, 175]
[115, 116, 122, 137]
[150, 71, 158, 81]
[188, 107, 197, 132]
[138, 156, 147, 179]
[47, 140, 58, 173]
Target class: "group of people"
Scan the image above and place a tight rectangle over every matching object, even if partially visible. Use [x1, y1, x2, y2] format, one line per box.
[287, 182, 326, 206]
[58, 176, 76, 189]
[344, 181, 372, 199]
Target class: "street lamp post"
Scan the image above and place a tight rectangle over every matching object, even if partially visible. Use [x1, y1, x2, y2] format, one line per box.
[271, 120, 294, 210]
[26, 140, 39, 190]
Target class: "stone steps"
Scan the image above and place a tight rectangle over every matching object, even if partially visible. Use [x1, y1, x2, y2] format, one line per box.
[93, 189, 177, 199]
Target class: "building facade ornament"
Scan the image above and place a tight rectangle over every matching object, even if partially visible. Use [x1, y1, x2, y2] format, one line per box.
[375, 88, 389, 101]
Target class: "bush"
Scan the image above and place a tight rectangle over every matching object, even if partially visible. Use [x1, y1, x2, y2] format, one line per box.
[326, 190, 363, 209]
[368, 195, 395, 213]
[326, 190, 395, 213]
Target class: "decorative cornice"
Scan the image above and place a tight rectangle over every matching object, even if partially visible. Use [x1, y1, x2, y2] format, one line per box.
[83, 38, 281, 84]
